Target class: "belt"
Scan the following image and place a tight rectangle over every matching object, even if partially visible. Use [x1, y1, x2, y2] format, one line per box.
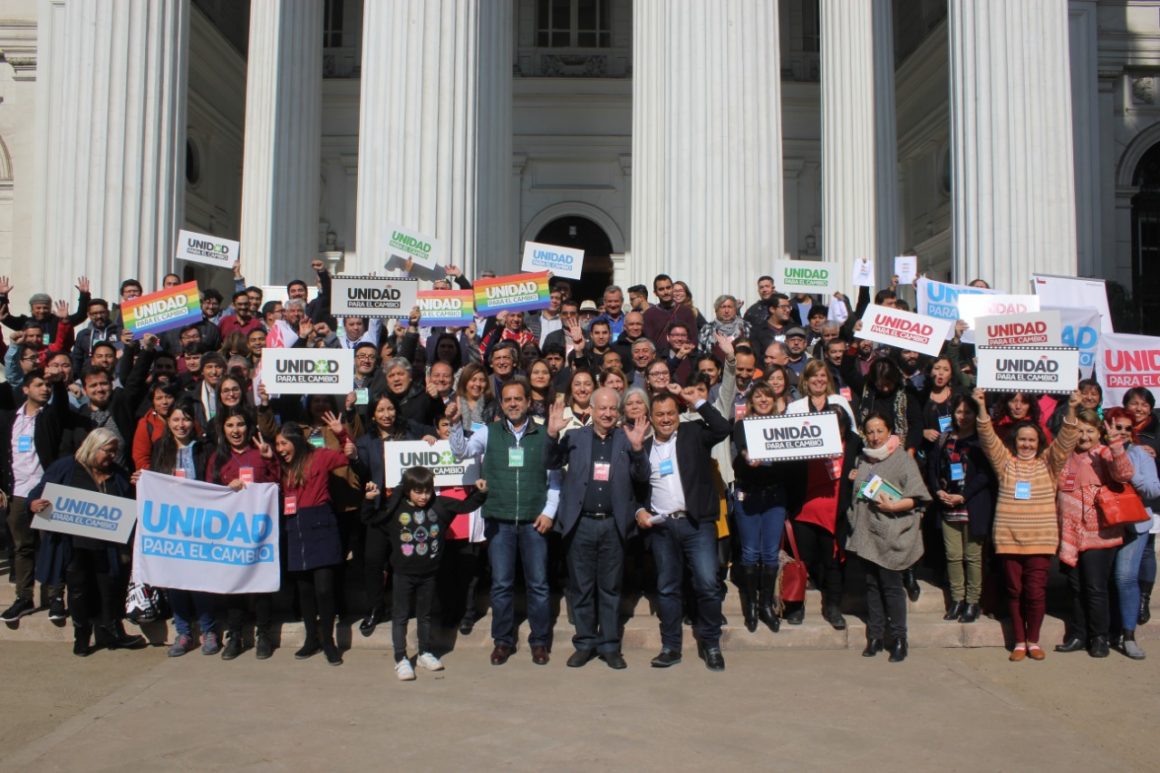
[659, 510, 688, 520]
[581, 510, 613, 520]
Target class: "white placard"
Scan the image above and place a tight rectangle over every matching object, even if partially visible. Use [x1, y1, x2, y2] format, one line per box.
[855, 304, 954, 357]
[774, 259, 838, 295]
[955, 294, 1040, 343]
[976, 347, 1080, 394]
[742, 412, 843, 461]
[330, 276, 418, 318]
[260, 348, 354, 394]
[851, 258, 875, 288]
[894, 256, 918, 285]
[176, 229, 239, 270]
[1051, 306, 1101, 378]
[385, 224, 440, 270]
[384, 440, 481, 488]
[521, 241, 585, 280]
[134, 472, 281, 594]
[1096, 332, 1160, 408]
[975, 310, 1062, 348]
[1032, 274, 1114, 333]
[916, 277, 1001, 339]
[32, 483, 137, 544]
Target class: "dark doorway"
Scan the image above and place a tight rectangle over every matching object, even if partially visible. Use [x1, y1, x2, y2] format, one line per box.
[534, 216, 613, 303]
[1132, 143, 1160, 334]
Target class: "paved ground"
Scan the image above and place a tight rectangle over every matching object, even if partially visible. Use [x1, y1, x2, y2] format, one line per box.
[2, 641, 1156, 771]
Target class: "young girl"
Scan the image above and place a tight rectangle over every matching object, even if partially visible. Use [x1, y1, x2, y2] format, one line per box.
[362, 467, 488, 681]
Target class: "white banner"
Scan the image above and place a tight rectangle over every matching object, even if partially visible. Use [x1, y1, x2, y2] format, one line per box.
[176, 229, 239, 270]
[521, 241, 585, 280]
[1051, 306, 1101, 378]
[1032, 274, 1114, 333]
[955, 294, 1040, 343]
[916, 277, 1001, 340]
[260, 348, 354, 395]
[32, 483, 137, 544]
[976, 347, 1080, 394]
[330, 276, 418, 318]
[975, 310, 1062, 348]
[894, 256, 918, 285]
[384, 440, 480, 488]
[133, 472, 280, 594]
[850, 258, 875, 288]
[385, 224, 439, 270]
[855, 304, 954, 357]
[1096, 332, 1160, 408]
[774, 259, 837, 295]
[743, 412, 843, 461]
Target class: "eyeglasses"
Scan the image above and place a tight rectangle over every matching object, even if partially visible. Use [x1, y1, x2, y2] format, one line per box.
[1112, 425, 1133, 432]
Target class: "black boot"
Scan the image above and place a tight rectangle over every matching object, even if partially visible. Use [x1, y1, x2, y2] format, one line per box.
[295, 624, 321, 660]
[944, 600, 967, 621]
[903, 568, 921, 602]
[736, 564, 759, 633]
[73, 624, 92, 657]
[95, 621, 147, 650]
[862, 638, 884, 657]
[757, 565, 780, 633]
[822, 597, 847, 631]
[1140, 592, 1152, 626]
[1088, 635, 1110, 658]
[321, 620, 343, 666]
[889, 637, 908, 662]
[255, 628, 274, 660]
[959, 603, 980, 624]
[221, 631, 244, 660]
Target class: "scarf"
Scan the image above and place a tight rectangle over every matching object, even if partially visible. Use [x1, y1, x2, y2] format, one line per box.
[861, 434, 902, 461]
[713, 319, 744, 339]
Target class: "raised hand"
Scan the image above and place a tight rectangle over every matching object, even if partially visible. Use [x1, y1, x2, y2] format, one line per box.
[253, 435, 273, 459]
[680, 385, 699, 405]
[409, 306, 421, 328]
[443, 400, 461, 424]
[311, 259, 325, 273]
[547, 400, 568, 437]
[258, 382, 270, 407]
[624, 416, 648, 451]
[297, 318, 314, 340]
[321, 410, 345, 436]
[714, 330, 734, 359]
[53, 300, 69, 318]
[445, 264, 461, 278]
[972, 388, 986, 409]
[345, 391, 357, 412]
[0, 276, 12, 295]
[75, 276, 91, 294]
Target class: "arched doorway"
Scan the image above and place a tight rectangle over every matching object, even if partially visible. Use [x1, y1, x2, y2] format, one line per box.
[1132, 143, 1160, 334]
[534, 216, 613, 303]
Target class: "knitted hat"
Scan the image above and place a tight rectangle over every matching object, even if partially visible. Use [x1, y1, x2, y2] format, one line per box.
[29, 293, 51, 306]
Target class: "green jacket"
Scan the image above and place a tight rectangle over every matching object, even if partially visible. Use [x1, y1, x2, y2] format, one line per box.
[480, 419, 549, 523]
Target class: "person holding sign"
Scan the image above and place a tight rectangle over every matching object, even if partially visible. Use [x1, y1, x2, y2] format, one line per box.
[975, 388, 1080, 661]
[27, 429, 145, 656]
[847, 414, 932, 663]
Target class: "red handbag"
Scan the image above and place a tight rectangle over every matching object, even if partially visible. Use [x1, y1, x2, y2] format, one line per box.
[778, 521, 808, 603]
[1095, 483, 1150, 528]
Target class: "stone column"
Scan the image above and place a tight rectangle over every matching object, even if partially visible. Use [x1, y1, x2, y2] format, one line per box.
[356, 0, 512, 277]
[631, 0, 783, 305]
[33, 0, 189, 298]
[949, 0, 1077, 289]
[872, 0, 900, 287]
[239, 0, 323, 287]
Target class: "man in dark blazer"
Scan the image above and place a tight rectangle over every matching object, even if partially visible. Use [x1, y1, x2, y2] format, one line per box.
[635, 389, 732, 671]
[546, 388, 650, 670]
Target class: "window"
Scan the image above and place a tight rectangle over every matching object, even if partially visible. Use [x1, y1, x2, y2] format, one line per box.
[324, 0, 344, 48]
[802, 0, 819, 54]
[537, 0, 611, 48]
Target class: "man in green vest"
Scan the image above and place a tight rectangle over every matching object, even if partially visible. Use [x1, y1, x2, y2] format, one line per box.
[448, 377, 559, 666]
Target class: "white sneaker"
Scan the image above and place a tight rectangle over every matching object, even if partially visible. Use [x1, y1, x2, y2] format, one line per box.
[395, 658, 416, 681]
[416, 652, 444, 671]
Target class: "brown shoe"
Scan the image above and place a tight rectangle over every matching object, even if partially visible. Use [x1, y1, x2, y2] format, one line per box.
[1026, 644, 1046, 661]
[531, 645, 550, 665]
[490, 644, 513, 665]
[1009, 646, 1027, 662]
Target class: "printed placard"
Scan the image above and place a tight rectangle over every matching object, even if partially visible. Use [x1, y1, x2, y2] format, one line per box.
[521, 241, 585, 280]
[175, 229, 239, 270]
[385, 224, 440, 270]
[916, 277, 1000, 339]
[975, 310, 1062, 348]
[473, 271, 552, 316]
[851, 258, 875, 288]
[774, 259, 837, 295]
[976, 346, 1080, 394]
[330, 276, 418, 318]
[32, 483, 137, 544]
[417, 290, 475, 326]
[384, 440, 481, 487]
[955, 294, 1041, 343]
[1052, 306, 1101, 377]
[260, 348, 354, 395]
[742, 411, 843, 462]
[1032, 274, 1113, 333]
[894, 256, 918, 285]
[1096, 332, 1160, 407]
[133, 472, 280, 594]
[855, 304, 954, 357]
[122, 281, 202, 339]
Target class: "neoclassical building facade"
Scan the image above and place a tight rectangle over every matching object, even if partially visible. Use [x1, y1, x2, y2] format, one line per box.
[0, 1, 1155, 329]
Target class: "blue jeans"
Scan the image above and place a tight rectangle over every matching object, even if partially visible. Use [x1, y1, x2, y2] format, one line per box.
[1139, 533, 1157, 588]
[648, 515, 722, 651]
[169, 590, 217, 638]
[486, 520, 551, 648]
[734, 490, 786, 566]
[1116, 531, 1150, 631]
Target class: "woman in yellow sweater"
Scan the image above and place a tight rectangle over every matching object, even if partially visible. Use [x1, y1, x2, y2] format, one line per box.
[974, 388, 1081, 662]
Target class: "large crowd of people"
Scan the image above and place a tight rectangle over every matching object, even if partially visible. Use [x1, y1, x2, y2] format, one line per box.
[0, 260, 1154, 678]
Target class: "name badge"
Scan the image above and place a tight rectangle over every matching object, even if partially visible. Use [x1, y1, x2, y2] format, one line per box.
[734, 404, 747, 420]
[938, 415, 953, 433]
[471, 422, 485, 434]
[284, 495, 298, 515]
[827, 458, 842, 481]
[1060, 473, 1076, 492]
[239, 466, 255, 484]
[174, 469, 187, 479]
[42, 333, 50, 346]
[593, 462, 611, 482]
[309, 436, 325, 448]
[949, 463, 964, 482]
[354, 388, 369, 406]
[659, 459, 674, 477]
[1014, 481, 1031, 500]
[508, 447, 525, 468]
[16, 435, 32, 454]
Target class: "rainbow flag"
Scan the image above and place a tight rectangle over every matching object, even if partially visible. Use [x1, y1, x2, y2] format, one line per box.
[417, 290, 475, 326]
[122, 281, 202, 339]
[472, 272, 551, 316]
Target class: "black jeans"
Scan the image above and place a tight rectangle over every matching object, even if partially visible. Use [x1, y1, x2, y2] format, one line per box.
[794, 520, 843, 604]
[226, 594, 274, 635]
[392, 571, 437, 660]
[66, 546, 116, 628]
[438, 540, 484, 624]
[565, 516, 625, 654]
[6, 496, 34, 601]
[364, 527, 391, 614]
[863, 559, 907, 640]
[294, 566, 337, 643]
[1065, 546, 1116, 641]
